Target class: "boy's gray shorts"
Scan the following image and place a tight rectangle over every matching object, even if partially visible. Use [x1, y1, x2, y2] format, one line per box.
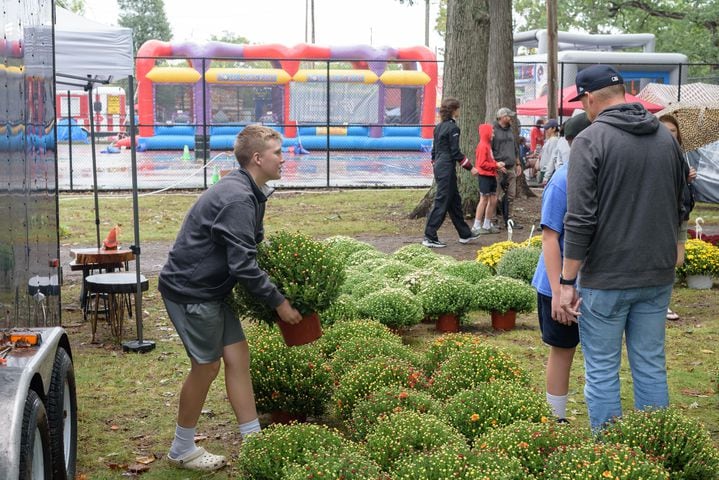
[162, 296, 246, 364]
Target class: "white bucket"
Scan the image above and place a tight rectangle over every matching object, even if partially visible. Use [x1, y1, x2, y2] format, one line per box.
[686, 274, 714, 290]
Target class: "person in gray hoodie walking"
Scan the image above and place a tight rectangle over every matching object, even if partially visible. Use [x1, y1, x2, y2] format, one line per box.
[159, 125, 302, 471]
[559, 65, 688, 431]
[492, 107, 523, 229]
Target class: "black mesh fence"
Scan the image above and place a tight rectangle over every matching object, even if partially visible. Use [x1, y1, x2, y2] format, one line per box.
[56, 59, 719, 191]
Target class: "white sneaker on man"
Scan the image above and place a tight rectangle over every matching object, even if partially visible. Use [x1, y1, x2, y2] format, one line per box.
[422, 238, 447, 248]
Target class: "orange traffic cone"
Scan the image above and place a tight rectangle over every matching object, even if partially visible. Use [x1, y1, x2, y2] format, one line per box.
[103, 224, 121, 250]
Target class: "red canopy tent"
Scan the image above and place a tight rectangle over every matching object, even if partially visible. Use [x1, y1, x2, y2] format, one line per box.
[516, 85, 664, 116]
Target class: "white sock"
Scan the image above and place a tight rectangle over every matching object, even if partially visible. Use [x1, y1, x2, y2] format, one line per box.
[239, 418, 261, 439]
[482, 219, 491, 229]
[169, 424, 198, 459]
[546, 392, 568, 419]
[473, 219, 482, 229]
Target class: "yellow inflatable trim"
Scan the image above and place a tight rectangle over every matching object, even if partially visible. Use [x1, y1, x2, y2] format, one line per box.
[292, 69, 378, 84]
[146, 67, 201, 83]
[380, 70, 431, 86]
[205, 68, 291, 85]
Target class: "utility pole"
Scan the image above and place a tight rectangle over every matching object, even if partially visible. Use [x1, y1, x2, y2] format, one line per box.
[546, 0, 559, 120]
[425, 0, 430, 47]
[305, 0, 308, 43]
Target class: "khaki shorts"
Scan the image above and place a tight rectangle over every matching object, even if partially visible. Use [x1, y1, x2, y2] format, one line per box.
[162, 297, 245, 364]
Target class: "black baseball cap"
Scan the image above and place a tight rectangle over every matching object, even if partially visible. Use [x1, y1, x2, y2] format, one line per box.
[568, 65, 624, 102]
[563, 112, 591, 139]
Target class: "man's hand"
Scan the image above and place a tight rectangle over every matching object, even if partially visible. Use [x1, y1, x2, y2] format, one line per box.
[551, 294, 575, 325]
[559, 284, 581, 321]
[515, 164, 522, 176]
[470, 167, 479, 176]
[276, 299, 302, 324]
[688, 166, 697, 183]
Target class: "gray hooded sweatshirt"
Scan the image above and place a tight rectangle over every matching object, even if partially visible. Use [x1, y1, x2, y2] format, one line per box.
[564, 103, 687, 289]
[158, 168, 285, 307]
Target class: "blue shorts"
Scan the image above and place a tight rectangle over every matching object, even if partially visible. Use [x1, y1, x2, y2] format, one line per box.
[478, 175, 497, 195]
[537, 292, 579, 349]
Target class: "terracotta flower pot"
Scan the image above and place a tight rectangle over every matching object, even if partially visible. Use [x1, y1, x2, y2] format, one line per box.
[277, 311, 323, 347]
[436, 313, 460, 333]
[270, 410, 307, 425]
[491, 310, 516, 331]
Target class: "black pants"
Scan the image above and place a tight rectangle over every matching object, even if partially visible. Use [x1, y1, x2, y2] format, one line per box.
[424, 160, 472, 241]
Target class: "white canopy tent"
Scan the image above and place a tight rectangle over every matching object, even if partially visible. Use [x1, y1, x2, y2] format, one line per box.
[55, 6, 133, 83]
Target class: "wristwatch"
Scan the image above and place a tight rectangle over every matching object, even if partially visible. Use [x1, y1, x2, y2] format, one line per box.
[559, 274, 576, 286]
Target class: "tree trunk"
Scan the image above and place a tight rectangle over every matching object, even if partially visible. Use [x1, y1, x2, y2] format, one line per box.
[409, 0, 490, 219]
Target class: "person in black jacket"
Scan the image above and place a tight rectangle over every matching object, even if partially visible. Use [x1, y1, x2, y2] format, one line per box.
[422, 97, 480, 248]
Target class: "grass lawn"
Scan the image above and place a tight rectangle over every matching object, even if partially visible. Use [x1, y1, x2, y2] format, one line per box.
[59, 190, 719, 479]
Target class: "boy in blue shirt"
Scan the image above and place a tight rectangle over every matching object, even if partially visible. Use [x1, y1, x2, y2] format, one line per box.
[531, 113, 591, 422]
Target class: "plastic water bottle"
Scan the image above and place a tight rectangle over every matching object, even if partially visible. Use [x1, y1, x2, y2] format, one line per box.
[211, 166, 220, 185]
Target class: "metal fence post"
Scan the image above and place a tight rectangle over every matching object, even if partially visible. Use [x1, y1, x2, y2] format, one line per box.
[677, 63, 683, 103]
[66, 90, 73, 191]
[326, 60, 331, 188]
[202, 57, 208, 189]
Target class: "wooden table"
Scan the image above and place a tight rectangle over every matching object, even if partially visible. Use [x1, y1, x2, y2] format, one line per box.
[85, 273, 148, 343]
[70, 247, 135, 318]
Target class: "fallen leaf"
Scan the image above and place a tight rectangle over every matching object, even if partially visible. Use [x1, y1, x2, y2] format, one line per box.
[681, 388, 704, 397]
[126, 463, 150, 474]
[135, 456, 155, 465]
[700, 349, 714, 354]
[194, 434, 208, 442]
[106, 462, 128, 470]
[110, 425, 120, 431]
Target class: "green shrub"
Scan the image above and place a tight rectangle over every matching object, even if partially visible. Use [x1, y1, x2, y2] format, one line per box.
[391, 445, 526, 480]
[391, 244, 442, 267]
[429, 343, 529, 399]
[402, 269, 450, 295]
[318, 319, 400, 357]
[355, 287, 424, 329]
[473, 275, 536, 314]
[348, 384, 442, 440]
[439, 260, 494, 284]
[600, 408, 719, 480]
[353, 256, 389, 272]
[247, 328, 332, 417]
[332, 356, 427, 420]
[476, 420, 591, 475]
[349, 276, 399, 299]
[496, 246, 541, 283]
[283, 449, 389, 480]
[424, 333, 485, 375]
[340, 270, 374, 295]
[445, 381, 551, 441]
[323, 235, 377, 264]
[417, 276, 474, 317]
[233, 231, 345, 324]
[345, 248, 387, 268]
[318, 294, 357, 326]
[237, 423, 353, 479]
[543, 442, 670, 480]
[364, 410, 466, 471]
[373, 260, 418, 281]
[330, 336, 421, 379]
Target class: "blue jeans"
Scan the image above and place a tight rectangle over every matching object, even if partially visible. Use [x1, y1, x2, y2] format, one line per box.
[578, 283, 673, 430]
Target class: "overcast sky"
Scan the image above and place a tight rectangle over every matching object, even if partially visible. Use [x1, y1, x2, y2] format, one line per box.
[80, 0, 445, 52]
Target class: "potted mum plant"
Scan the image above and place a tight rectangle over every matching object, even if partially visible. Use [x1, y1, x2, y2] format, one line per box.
[417, 277, 474, 333]
[676, 238, 719, 289]
[233, 231, 345, 346]
[473, 276, 535, 331]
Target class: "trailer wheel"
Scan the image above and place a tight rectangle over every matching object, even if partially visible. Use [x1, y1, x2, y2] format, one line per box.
[48, 348, 78, 479]
[19, 389, 52, 480]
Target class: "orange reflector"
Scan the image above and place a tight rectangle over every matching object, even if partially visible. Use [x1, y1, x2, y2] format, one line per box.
[9, 333, 40, 346]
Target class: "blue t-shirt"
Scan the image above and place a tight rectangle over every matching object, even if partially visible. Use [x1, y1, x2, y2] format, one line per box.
[531, 164, 568, 297]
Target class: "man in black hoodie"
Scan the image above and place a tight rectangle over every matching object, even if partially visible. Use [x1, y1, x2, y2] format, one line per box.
[159, 125, 302, 471]
[559, 65, 688, 431]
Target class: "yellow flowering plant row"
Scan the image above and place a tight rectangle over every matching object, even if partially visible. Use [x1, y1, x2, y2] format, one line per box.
[476, 240, 521, 272]
[676, 238, 719, 277]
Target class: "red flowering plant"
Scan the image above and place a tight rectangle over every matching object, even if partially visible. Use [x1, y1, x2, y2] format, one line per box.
[233, 231, 346, 325]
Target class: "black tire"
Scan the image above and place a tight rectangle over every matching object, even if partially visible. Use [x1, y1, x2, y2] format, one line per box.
[19, 389, 52, 480]
[47, 348, 77, 480]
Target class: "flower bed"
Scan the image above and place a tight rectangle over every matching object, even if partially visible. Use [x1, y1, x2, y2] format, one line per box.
[391, 244, 443, 267]
[543, 442, 670, 479]
[391, 446, 525, 480]
[318, 294, 357, 326]
[424, 333, 485, 375]
[473, 275, 536, 314]
[318, 319, 400, 357]
[355, 287, 424, 329]
[330, 336, 421, 379]
[476, 240, 520, 272]
[283, 449, 389, 480]
[676, 238, 719, 278]
[323, 235, 378, 264]
[438, 260, 493, 284]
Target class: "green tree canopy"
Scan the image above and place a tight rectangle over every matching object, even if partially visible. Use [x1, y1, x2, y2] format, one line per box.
[57, 0, 85, 14]
[117, 0, 172, 53]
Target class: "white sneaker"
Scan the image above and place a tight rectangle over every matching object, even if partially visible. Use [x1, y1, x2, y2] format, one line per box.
[422, 238, 447, 248]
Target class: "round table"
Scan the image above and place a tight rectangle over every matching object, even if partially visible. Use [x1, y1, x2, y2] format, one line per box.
[85, 273, 148, 343]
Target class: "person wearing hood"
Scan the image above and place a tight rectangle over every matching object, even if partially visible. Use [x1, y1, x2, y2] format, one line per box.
[422, 98, 480, 248]
[558, 65, 688, 431]
[472, 123, 505, 235]
[492, 107, 523, 229]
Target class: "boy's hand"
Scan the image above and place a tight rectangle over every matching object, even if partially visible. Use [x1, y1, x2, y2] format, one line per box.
[276, 300, 302, 324]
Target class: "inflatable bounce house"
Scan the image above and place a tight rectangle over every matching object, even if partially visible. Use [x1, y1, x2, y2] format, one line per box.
[128, 41, 437, 151]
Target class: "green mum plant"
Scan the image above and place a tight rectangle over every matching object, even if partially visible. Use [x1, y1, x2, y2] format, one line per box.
[429, 343, 529, 399]
[318, 319, 400, 357]
[364, 410, 467, 472]
[348, 384, 443, 440]
[282, 449, 389, 480]
[237, 422, 353, 479]
[323, 235, 378, 264]
[402, 269, 451, 295]
[439, 260, 494, 284]
[247, 327, 332, 417]
[348, 275, 399, 299]
[373, 260, 418, 281]
[391, 243, 442, 267]
[391, 445, 526, 480]
[232, 231, 345, 325]
[444, 381, 552, 442]
[543, 442, 670, 480]
[475, 420, 591, 476]
[332, 356, 427, 420]
[330, 336, 421, 380]
[355, 287, 424, 329]
[417, 276, 475, 318]
[496, 246, 541, 284]
[522, 235, 543, 249]
[340, 269, 375, 295]
[318, 294, 357, 326]
[600, 408, 719, 480]
[676, 238, 719, 277]
[424, 333, 485, 375]
[345, 248, 387, 268]
[473, 275, 535, 314]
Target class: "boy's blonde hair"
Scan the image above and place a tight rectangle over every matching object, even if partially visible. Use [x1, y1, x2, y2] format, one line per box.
[234, 125, 283, 167]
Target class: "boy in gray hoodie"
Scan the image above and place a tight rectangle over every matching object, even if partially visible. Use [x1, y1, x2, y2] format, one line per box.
[558, 65, 687, 431]
[159, 125, 302, 471]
